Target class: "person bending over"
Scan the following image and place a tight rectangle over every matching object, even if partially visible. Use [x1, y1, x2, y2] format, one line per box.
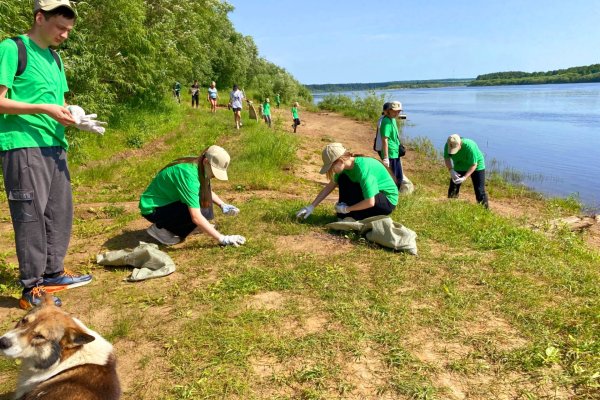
[139, 146, 246, 247]
[296, 143, 399, 220]
[444, 134, 489, 208]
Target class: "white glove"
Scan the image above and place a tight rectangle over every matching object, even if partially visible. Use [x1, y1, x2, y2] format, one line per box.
[450, 169, 460, 181]
[335, 202, 349, 214]
[219, 234, 246, 247]
[296, 205, 314, 219]
[67, 105, 107, 135]
[220, 204, 240, 216]
[382, 158, 390, 167]
[453, 176, 467, 185]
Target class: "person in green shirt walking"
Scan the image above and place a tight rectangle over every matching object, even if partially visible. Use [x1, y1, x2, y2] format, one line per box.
[291, 101, 300, 133]
[263, 98, 272, 127]
[275, 93, 281, 108]
[139, 146, 246, 247]
[444, 134, 489, 208]
[0, 0, 96, 309]
[296, 143, 398, 220]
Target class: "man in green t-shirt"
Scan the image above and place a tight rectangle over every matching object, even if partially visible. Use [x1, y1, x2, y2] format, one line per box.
[443, 134, 489, 208]
[0, 0, 93, 309]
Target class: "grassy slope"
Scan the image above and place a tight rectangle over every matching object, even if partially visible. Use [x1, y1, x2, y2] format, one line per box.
[0, 100, 598, 399]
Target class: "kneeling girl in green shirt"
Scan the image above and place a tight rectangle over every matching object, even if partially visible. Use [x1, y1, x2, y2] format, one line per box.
[296, 143, 398, 220]
[139, 146, 246, 247]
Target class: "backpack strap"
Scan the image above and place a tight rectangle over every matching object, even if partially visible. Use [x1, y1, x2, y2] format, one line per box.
[10, 36, 62, 78]
[10, 37, 27, 77]
[49, 48, 62, 71]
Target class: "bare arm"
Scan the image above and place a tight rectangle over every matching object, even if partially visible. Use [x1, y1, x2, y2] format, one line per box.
[382, 137, 389, 159]
[0, 85, 75, 125]
[211, 191, 225, 208]
[188, 207, 222, 241]
[310, 180, 338, 208]
[444, 158, 453, 170]
[461, 164, 478, 179]
[347, 197, 376, 212]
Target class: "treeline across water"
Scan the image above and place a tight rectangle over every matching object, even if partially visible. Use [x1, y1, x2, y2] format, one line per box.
[1, 0, 311, 118]
[306, 79, 472, 92]
[469, 63, 600, 86]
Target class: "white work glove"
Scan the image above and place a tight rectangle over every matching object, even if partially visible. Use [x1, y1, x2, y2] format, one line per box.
[219, 234, 246, 247]
[296, 205, 314, 219]
[382, 158, 390, 167]
[220, 204, 240, 216]
[67, 105, 107, 135]
[450, 169, 460, 181]
[335, 202, 349, 214]
[453, 176, 467, 185]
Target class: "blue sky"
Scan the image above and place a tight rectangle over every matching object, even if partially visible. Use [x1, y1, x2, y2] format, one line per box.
[227, 0, 599, 84]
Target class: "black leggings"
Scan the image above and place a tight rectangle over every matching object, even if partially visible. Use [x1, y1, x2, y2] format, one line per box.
[337, 174, 395, 220]
[143, 201, 212, 239]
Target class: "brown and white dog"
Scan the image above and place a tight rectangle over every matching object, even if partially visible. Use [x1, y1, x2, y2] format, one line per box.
[0, 295, 121, 400]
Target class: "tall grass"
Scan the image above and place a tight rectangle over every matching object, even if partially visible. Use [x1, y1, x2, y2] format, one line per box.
[317, 91, 386, 122]
[230, 125, 299, 190]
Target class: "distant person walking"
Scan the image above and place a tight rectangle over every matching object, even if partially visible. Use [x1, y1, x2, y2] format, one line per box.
[444, 134, 489, 208]
[291, 102, 301, 133]
[207, 81, 218, 113]
[173, 81, 181, 103]
[190, 80, 200, 108]
[296, 143, 398, 221]
[275, 93, 281, 108]
[229, 84, 244, 129]
[378, 101, 404, 186]
[263, 98, 272, 127]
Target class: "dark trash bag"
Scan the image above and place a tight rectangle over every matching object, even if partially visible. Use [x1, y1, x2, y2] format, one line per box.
[398, 144, 406, 157]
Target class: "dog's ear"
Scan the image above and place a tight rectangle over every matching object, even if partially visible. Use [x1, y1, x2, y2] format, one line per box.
[63, 327, 96, 348]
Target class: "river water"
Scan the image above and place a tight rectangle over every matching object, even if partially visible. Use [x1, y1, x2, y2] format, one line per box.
[312, 83, 600, 211]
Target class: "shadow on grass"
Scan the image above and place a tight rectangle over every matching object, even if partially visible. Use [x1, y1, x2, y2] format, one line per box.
[0, 295, 19, 310]
[102, 228, 152, 250]
[0, 391, 14, 400]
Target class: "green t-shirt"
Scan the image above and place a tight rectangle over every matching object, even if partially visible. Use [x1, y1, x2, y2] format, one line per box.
[334, 157, 398, 206]
[139, 163, 201, 215]
[379, 116, 400, 158]
[0, 35, 69, 151]
[443, 137, 485, 171]
[263, 102, 271, 116]
[291, 107, 299, 119]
